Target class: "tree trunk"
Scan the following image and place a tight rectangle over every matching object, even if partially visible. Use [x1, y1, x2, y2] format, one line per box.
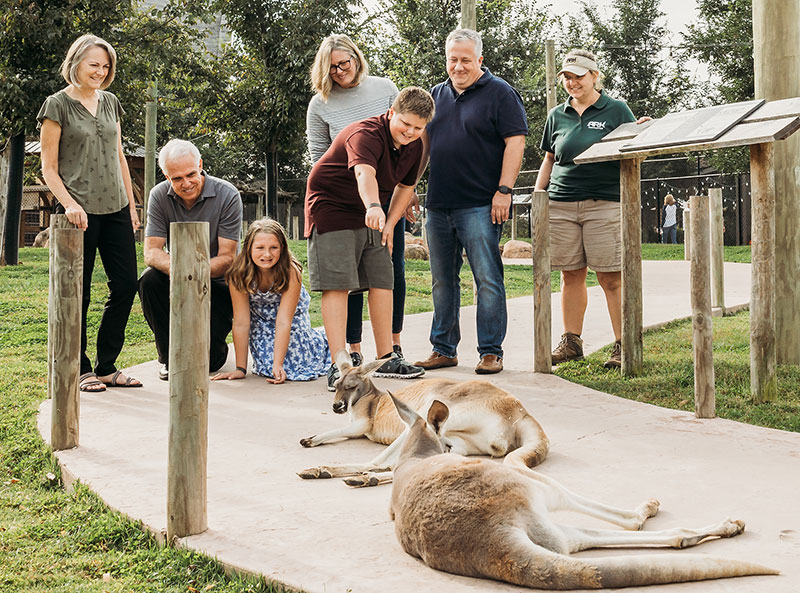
[1, 133, 25, 265]
[266, 148, 278, 219]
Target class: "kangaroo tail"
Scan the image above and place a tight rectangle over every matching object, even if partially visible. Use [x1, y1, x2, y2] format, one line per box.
[505, 414, 550, 469]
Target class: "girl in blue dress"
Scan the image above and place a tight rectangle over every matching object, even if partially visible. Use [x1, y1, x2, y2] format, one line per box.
[211, 219, 330, 383]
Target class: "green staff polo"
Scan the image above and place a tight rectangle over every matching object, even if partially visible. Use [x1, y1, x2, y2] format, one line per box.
[37, 90, 128, 215]
[540, 91, 635, 202]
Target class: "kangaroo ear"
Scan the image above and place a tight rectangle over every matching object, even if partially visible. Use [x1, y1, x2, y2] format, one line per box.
[426, 399, 450, 435]
[388, 391, 421, 427]
[334, 349, 353, 373]
[360, 358, 386, 376]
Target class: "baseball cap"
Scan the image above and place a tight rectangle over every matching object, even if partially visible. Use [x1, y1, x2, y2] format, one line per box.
[557, 52, 599, 77]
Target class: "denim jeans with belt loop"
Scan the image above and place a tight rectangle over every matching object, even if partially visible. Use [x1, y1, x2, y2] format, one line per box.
[425, 205, 506, 359]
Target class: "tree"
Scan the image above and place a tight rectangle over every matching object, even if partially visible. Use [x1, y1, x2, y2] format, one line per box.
[212, 0, 363, 216]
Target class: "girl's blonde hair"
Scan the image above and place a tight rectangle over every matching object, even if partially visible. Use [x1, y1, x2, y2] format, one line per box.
[310, 34, 368, 101]
[61, 34, 117, 89]
[226, 219, 301, 295]
[664, 194, 675, 205]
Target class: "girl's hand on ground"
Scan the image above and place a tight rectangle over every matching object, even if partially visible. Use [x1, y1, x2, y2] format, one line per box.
[266, 366, 286, 384]
[211, 369, 246, 381]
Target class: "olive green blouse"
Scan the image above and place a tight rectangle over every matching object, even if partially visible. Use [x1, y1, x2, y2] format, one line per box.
[37, 90, 128, 215]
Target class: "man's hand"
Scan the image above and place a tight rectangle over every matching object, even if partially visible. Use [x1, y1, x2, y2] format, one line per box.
[404, 193, 421, 223]
[365, 205, 386, 232]
[491, 192, 512, 224]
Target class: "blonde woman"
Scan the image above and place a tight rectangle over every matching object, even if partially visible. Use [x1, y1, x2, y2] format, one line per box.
[662, 194, 678, 244]
[306, 34, 409, 368]
[38, 34, 141, 392]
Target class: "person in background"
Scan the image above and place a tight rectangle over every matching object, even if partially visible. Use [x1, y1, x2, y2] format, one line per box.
[212, 219, 329, 384]
[39, 34, 141, 392]
[535, 49, 647, 369]
[662, 194, 678, 244]
[306, 34, 412, 368]
[138, 139, 243, 381]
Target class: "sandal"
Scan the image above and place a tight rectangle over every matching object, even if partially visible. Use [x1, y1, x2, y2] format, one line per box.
[79, 372, 107, 393]
[101, 370, 143, 388]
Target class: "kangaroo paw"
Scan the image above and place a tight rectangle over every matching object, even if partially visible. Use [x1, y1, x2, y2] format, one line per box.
[721, 519, 746, 538]
[297, 466, 333, 479]
[299, 436, 317, 448]
[343, 473, 379, 488]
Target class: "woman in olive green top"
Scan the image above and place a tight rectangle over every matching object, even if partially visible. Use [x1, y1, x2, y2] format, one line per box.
[39, 34, 142, 392]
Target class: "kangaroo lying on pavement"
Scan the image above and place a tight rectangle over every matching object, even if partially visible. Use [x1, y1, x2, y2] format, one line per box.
[388, 394, 779, 589]
[298, 349, 549, 487]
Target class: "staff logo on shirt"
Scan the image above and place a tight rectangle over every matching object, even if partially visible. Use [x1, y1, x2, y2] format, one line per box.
[587, 120, 606, 130]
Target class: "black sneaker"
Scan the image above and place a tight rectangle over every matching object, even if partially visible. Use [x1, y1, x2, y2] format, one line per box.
[373, 352, 425, 379]
[392, 344, 404, 359]
[350, 351, 363, 367]
[327, 363, 340, 392]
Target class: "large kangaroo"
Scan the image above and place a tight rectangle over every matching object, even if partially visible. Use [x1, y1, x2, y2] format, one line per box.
[298, 350, 549, 487]
[389, 395, 779, 589]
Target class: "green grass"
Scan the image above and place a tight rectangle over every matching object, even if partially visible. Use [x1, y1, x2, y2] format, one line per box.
[1, 241, 795, 590]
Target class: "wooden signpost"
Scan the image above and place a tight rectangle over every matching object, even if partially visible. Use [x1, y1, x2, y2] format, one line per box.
[553, 97, 800, 413]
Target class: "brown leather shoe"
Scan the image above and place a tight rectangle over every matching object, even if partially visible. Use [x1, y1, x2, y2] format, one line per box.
[414, 351, 458, 370]
[475, 354, 503, 374]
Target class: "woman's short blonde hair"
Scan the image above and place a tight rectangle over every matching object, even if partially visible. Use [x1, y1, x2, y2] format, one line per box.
[61, 34, 117, 89]
[310, 34, 368, 101]
[559, 48, 604, 90]
[664, 194, 675, 205]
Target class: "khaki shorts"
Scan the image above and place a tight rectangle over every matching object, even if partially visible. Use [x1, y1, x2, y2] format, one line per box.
[307, 227, 394, 292]
[549, 199, 621, 272]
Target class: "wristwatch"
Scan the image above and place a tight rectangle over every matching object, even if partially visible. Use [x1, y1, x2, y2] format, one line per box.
[497, 185, 513, 195]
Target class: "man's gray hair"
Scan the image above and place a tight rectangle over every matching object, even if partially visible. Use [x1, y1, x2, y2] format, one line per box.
[158, 139, 201, 172]
[446, 28, 482, 58]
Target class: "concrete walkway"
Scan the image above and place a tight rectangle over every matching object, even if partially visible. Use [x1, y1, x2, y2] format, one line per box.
[39, 261, 800, 592]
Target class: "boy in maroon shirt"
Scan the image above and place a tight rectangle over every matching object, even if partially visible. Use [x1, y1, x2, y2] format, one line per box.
[305, 87, 435, 390]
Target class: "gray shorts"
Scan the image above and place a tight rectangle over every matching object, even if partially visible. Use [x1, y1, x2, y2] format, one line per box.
[307, 227, 394, 292]
[549, 199, 621, 272]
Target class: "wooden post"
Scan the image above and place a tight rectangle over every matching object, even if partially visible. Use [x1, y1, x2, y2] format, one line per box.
[510, 203, 517, 240]
[167, 222, 210, 539]
[545, 40, 557, 113]
[620, 159, 643, 376]
[532, 190, 551, 372]
[292, 215, 299, 240]
[753, 0, 800, 365]
[48, 214, 83, 450]
[749, 143, 777, 402]
[709, 188, 725, 313]
[683, 206, 692, 260]
[143, 81, 158, 231]
[690, 195, 715, 418]
[460, 0, 476, 29]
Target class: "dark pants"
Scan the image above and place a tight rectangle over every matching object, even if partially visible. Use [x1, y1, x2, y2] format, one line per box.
[76, 207, 138, 377]
[137, 267, 232, 372]
[662, 224, 677, 244]
[346, 213, 406, 343]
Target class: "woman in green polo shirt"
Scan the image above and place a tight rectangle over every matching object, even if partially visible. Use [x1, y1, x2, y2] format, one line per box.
[39, 34, 142, 392]
[535, 49, 640, 370]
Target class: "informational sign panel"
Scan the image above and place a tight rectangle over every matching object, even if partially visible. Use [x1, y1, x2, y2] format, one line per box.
[619, 99, 765, 152]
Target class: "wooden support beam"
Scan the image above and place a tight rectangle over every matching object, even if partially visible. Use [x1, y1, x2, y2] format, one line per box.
[749, 143, 777, 402]
[531, 190, 551, 373]
[48, 214, 83, 450]
[690, 195, 715, 418]
[709, 188, 725, 312]
[620, 159, 643, 376]
[167, 222, 210, 540]
[683, 207, 692, 261]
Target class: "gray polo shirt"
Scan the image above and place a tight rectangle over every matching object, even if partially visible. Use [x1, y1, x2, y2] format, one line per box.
[145, 173, 243, 259]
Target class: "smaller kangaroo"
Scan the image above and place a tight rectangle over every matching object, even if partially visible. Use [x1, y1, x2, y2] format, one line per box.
[298, 350, 549, 487]
[389, 395, 779, 589]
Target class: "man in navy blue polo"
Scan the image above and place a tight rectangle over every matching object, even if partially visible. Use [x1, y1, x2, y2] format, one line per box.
[414, 28, 528, 375]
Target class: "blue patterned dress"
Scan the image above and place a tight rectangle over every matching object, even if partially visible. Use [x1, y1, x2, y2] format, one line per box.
[249, 285, 330, 380]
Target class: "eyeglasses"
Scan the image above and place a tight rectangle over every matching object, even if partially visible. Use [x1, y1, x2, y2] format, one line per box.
[329, 58, 353, 74]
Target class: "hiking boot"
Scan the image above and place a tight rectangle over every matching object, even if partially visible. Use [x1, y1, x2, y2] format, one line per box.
[327, 363, 340, 392]
[604, 340, 622, 369]
[350, 351, 363, 367]
[475, 354, 503, 374]
[414, 351, 458, 370]
[373, 352, 425, 379]
[392, 344, 404, 359]
[551, 332, 584, 365]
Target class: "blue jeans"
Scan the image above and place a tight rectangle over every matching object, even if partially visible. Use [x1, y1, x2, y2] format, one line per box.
[662, 224, 677, 244]
[426, 206, 506, 358]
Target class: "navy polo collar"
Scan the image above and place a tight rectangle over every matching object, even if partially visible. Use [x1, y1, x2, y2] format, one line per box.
[445, 66, 494, 96]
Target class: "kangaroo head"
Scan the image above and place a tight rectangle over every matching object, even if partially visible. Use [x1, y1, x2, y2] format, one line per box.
[389, 392, 449, 462]
[331, 349, 385, 414]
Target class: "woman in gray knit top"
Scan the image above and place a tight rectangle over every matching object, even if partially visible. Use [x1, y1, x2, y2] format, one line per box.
[306, 34, 411, 368]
